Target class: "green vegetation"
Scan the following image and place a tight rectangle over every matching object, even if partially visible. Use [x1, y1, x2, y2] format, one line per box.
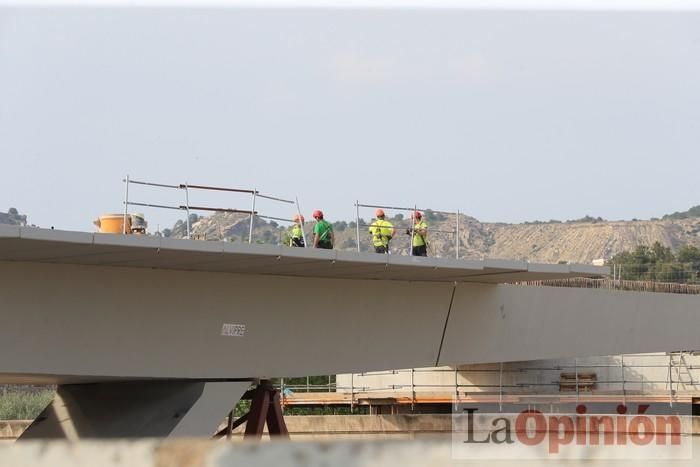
[524, 219, 562, 225]
[0, 390, 54, 420]
[524, 215, 606, 225]
[663, 205, 700, 220]
[567, 215, 606, 224]
[609, 242, 700, 283]
[332, 221, 348, 232]
[423, 209, 448, 222]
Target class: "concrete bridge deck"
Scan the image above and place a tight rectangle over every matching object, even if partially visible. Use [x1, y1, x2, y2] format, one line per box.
[3, 226, 700, 439]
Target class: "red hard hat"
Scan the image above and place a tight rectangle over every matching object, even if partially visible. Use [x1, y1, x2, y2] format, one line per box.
[312, 210, 323, 219]
[294, 214, 305, 223]
[414, 211, 422, 219]
[375, 208, 385, 217]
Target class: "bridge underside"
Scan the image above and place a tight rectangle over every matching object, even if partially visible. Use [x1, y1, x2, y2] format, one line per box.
[2, 227, 699, 438]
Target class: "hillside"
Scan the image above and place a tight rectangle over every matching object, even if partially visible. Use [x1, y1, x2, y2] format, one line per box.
[172, 209, 700, 264]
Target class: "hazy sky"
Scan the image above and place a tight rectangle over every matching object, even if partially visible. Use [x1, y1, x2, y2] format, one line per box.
[1, 5, 699, 232]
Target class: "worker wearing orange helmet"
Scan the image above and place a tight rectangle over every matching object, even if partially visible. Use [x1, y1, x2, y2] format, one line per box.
[289, 213, 305, 247]
[406, 211, 428, 256]
[312, 210, 334, 249]
[368, 208, 395, 254]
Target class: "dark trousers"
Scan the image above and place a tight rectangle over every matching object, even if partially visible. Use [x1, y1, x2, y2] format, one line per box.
[317, 242, 333, 250]
[412, 245, 427, 256]
[291, 237, 305, 247]
[374, 245, 388, 254]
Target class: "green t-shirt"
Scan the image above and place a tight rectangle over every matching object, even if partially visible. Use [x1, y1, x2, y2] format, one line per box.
[313, 220, 333, 245]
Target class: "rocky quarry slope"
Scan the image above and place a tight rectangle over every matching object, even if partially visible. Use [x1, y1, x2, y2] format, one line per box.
[174, 210, 700, 264]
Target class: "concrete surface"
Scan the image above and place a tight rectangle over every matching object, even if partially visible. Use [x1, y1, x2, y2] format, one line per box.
[2, 438, 700, 466]
[0, 225, 607, 283]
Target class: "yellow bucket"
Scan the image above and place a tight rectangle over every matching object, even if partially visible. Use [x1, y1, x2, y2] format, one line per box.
[94, 214, 131, 234]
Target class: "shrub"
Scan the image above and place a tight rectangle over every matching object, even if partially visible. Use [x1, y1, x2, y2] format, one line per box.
[0, 390, 55, 420]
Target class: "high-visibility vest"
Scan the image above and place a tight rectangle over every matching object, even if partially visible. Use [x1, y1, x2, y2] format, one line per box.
[369, 219, 394, 247]
[412, 220, 428, 247]
[291, 224, 303, 239]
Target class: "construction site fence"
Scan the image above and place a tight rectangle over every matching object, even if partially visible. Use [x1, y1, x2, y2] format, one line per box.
[516, 277, 700, 295]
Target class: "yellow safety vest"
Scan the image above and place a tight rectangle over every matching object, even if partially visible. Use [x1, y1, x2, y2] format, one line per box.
[412, 220, 428, 247]
[369, 219, 394, 247]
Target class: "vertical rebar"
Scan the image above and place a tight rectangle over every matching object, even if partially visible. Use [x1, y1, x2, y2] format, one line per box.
[454, 367, 458, 398]
[499, 362, 503, 412]
[226, 410, 234, 440]
[184, 182, 191, 239]
[574, 358, 579, 404]
[355, 200, 361, 252]
[123, 175, 130, 235]
[350, 373, 355, 413]
[280, 377, 285, 412]
[295, 197, 308, 248]
[411, 368, 415, 412]
[455, 210, 460, 259]
[677, 351, 683, 393]
[248, 189, 257, 244]
[620, 354, 626, 406]
[668, 353, 674, 408]
[410, 204, 417, 256]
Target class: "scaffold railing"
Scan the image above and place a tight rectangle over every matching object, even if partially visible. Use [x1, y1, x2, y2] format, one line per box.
[354, 201, 461, 257]
[123, 176, 304, 243]
[276, 352, 700, 412]
[517, 277, 700, 294]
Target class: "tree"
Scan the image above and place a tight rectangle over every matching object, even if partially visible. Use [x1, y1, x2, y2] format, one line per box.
[662, 205, 700, 220]
[677, 245, 700, 264]
[609, 242, 699, 283]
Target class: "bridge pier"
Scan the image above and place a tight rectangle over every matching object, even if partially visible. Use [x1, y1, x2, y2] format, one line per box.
[19, 380, 251, 439]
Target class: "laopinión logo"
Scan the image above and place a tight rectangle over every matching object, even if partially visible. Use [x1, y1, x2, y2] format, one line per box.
[452, 400, 691, 460]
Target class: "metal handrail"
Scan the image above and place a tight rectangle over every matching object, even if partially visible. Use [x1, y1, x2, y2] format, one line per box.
[122, 175, 297, 242]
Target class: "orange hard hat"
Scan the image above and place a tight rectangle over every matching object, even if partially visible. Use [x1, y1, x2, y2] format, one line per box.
[414, 211, 422, 219]
[312, 210, 324, 219]
[375, 208, 385, 217]
[294, 214, 305, 223]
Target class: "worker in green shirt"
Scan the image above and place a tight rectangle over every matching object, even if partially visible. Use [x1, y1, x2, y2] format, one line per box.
[289, 214, 305, 247]
[368, 208, 395, 254]
[406, 211, 428, 256]
[312, 210, 334, 249]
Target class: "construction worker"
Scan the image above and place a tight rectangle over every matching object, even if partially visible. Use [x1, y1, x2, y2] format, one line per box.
[406, 211, 428, 256]
[368, 208, 395, 254]
[312, 210, 334, 249]
[289, 214, 305, 247]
